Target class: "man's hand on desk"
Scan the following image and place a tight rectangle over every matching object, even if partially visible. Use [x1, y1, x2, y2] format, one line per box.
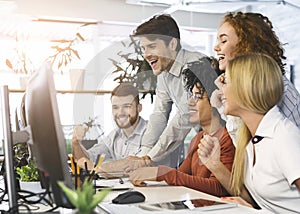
[124, 155, 153, 172]
[97, 160, 128, 174]
[129, 167, 158, 187]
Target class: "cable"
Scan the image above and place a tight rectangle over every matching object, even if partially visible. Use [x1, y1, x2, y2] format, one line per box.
[0, 184, 56, 213]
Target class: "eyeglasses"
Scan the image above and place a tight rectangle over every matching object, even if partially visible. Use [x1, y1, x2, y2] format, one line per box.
[187, 90, 206, 103]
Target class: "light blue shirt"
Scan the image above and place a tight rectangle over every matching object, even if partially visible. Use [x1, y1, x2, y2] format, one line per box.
[86, 117, 147, 163]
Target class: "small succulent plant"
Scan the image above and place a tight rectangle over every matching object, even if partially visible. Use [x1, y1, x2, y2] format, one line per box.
[58, 179, 111, 214]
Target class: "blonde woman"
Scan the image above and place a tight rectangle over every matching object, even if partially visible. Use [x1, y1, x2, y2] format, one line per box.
[199, 53, 300, 213]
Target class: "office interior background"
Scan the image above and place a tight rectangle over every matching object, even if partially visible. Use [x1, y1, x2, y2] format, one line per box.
[0, 0, 300, 154]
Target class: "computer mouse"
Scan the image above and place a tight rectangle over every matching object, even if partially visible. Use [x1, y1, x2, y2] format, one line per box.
[112, 190, 146, 204]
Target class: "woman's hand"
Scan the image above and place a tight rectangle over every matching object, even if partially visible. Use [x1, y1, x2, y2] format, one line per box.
[220, 196, 253, 208]
[210, 89, 223, 109]
[198, 135, 221, 168]
[129, 167, 158, 187]
[210, 74, 225, 109]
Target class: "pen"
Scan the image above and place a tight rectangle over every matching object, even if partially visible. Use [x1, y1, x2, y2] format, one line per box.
[76, 164, 81, 188]
[88, 154, 105, 181]
[74, 161, 78, 188]
[84, 161, 88, 172]
[95, 154, 105, 170]
[94, 154, 100, 169]
[69, 154, 75, 175]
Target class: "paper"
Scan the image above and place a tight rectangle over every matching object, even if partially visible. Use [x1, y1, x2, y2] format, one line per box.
[95, 178, 133, 190]
[95, 178, 168, 190]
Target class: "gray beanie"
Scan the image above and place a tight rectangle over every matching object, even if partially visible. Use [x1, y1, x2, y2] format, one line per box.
[183, 57, 218, 99]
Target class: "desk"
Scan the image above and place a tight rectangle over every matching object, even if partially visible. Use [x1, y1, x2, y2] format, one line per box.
[0, 177, 273, 214]
[98, 180, 273, 214]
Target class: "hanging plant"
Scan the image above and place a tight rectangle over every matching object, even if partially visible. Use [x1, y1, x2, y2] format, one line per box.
[47, 23, 95, 74]
[47, 32, 84, 74]
[5, 37, 35, 75]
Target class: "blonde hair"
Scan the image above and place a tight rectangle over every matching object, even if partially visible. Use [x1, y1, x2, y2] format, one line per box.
[227, 53, 284, 195]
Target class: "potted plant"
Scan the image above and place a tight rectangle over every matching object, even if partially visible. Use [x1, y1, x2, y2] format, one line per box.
[15, 158, 43, 193]
[58, 179, 111, 214]
[16, 159, 39, 182]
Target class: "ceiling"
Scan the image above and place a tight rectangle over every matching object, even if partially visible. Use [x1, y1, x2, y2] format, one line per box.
[0, 0, 299, 40]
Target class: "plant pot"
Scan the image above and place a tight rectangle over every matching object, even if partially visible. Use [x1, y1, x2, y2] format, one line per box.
[60, 207, 99, 214]
[19, 181, 44, 201]
[19, 181, 43, 193]
[69, 69, 85, 90]
[73, 209, 98, 214]
[19, 75, 31, 90]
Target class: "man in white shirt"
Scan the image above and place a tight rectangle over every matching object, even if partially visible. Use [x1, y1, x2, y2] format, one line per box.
[124, 14, 214, 170]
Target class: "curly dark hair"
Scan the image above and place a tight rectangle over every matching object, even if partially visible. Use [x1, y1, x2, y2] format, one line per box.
[222, 12, 286, 74]
[182, 57, 219, 98]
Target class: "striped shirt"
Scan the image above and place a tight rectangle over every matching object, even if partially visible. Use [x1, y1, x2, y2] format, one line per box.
[277, 75, 300, 128]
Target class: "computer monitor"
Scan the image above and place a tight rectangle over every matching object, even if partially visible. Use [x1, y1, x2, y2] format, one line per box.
[25, 63, 73, 208]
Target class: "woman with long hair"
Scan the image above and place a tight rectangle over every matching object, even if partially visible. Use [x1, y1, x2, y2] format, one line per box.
[199, 53, 300, 213]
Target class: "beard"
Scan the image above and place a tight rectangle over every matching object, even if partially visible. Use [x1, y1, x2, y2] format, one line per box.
[115, 112, 139, 129]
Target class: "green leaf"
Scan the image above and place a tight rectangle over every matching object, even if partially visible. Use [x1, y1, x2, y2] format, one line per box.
[77, 189, 87, 211]
[57, 181, 78, 206]
[89, 188, 111, 209]
[16, 161, 40, 182]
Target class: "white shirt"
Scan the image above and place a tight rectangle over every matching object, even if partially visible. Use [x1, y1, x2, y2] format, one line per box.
[86, 117, 147, 163]
[244, 106, 300, 213]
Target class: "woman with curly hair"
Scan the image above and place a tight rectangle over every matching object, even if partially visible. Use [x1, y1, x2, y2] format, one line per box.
[198, 12, 300, 211]
[212, 12, 300, 128]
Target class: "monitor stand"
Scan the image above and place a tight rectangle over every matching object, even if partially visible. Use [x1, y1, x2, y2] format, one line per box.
[1, 86, 30, 213]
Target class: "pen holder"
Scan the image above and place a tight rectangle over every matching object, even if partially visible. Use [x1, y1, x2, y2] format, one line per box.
[72, 168, 98, 189]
